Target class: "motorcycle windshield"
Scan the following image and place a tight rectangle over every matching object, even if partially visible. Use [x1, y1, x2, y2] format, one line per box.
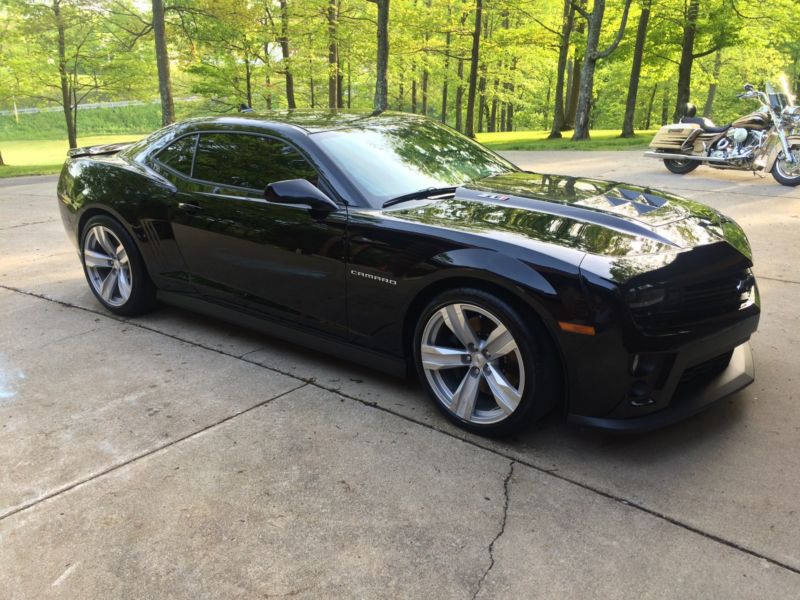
[766, 82, 792, 111]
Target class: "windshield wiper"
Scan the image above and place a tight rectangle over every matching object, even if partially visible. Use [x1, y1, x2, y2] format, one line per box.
[382, 186, 458, 208]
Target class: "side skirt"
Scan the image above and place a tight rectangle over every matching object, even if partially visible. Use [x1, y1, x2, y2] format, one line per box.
[156, 290, 409, 378]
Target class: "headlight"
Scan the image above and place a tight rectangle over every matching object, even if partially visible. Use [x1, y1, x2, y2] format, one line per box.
[626, 284, 666, 309]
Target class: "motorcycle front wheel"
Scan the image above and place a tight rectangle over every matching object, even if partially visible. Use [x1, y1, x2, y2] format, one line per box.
[663, 158, 699, 174]
[772, 149, 800, 186]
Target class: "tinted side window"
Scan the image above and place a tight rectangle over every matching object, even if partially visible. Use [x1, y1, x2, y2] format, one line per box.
[193, 133, 318, 190]
[155, 134, 197, 175]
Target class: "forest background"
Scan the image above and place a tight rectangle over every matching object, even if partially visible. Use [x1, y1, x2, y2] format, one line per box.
[0, 0, 795, 176]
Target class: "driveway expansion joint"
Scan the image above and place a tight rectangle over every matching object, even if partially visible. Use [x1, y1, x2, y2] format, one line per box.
[3, 283, 800, 578]
[0, 371, 308, 522]
[472, 460, 514, 599]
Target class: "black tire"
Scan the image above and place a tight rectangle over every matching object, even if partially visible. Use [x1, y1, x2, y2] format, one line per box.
[771, 151, 800, 186]
[413, 288, 559, 437]
[80, 214, 157, 316]
[663, 158, 699, 174]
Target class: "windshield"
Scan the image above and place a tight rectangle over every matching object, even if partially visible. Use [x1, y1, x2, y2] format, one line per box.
[312, 119, 516, 207]
[766, 82, 793, 111]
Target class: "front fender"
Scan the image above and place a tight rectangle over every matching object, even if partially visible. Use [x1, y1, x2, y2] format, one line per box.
[762, 132, 800, 171]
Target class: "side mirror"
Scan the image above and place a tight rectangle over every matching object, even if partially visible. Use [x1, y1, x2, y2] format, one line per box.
[265, 179, 338, 213]
[744, 83, 755, 92]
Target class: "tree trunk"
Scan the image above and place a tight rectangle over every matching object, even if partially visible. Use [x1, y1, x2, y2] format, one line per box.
[373, 0, 389, 111]
[327, 0, 338, 109]
[489, 74, 499, 132]
[152, 0, 175, 127]
[504, 58, 516, 132]
[573, 0, 631, 141]
[441, 29, 451, 124]
[244, 55, 253, 108]
[478, 68, 487, 133]
[455, 59, 464, 131]
[543, 76, 552, 131]
[465, 0, 483, 138]
[673, 0, 699, 121]
[565, 54, 582, 129]
[661, 87, 670, 125]
[421, 70, 428, 115]
[279, 0, 296, 109]
[347, 60, 352, 108]
[411, 76, 417, 113]
[621, 0, 651, 137]
[644, 83, 657, 129]
[548, 0, 574, 139]
[264, 44, 274, 109]
[0, 151, 4, 166]
[398, 82, 404, 111]
[310, 75, 316, 108]
[703, 49, 722, 118]
[54, 1, 77, 148]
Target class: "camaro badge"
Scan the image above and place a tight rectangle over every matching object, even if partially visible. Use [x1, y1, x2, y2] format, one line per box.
[350, 270, 398, 286]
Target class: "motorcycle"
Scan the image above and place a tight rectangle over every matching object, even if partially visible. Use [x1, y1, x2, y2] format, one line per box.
[645, 82, 800, 186]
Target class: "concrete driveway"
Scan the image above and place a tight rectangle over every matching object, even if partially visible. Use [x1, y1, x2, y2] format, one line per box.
[1, 151, 798, 598]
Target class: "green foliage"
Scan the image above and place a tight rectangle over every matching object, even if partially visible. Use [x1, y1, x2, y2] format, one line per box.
[0, 0, 795, 143]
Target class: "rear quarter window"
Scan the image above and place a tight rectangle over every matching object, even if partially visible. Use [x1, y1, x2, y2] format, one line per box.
[155, 134, 197, 176]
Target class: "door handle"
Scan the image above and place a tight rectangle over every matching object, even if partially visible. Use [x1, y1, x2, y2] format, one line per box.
[178, 202, 203, 214]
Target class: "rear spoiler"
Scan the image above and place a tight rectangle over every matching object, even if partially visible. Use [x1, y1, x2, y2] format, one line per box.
[67, 142, 134, 159]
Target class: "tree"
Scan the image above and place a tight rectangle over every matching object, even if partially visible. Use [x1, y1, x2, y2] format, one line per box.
[672, 0, 732, 121]
[152, 0, 175, 125]
[620, 0, 651, 137]
[572, 0, 632, 140]
[327, 0, 339, 109]
[464, 0, 482, 138]
[278, 0, 297, 108]
[370, 0, 389, 110]
[548, 0, 574, 139]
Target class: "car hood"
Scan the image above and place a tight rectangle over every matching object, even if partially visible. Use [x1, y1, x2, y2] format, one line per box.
[384, 171, 751, 259]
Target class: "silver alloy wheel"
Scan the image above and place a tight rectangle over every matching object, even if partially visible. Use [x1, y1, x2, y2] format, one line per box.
[775, 149, 800, 179]
[83, 225, 133, 307]
[420, 302, 526, 425]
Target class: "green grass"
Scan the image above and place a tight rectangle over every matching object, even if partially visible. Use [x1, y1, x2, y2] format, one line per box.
[0, 104, 162, 141]
[477, 129, 657, 151]
[0, 123, 655, 179]
[0, 135, 144, 178]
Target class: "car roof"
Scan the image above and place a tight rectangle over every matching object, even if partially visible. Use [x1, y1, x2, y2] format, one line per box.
[175, 110, 429, 135]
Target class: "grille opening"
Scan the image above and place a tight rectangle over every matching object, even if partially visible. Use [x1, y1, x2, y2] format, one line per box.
[680, 350, 734, 384]
[629, 269, 753, 333]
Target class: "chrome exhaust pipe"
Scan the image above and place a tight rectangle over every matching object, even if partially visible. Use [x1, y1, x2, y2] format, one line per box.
[644, 151, 731, 163]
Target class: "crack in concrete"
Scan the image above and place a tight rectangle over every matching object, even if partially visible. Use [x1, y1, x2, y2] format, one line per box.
[756, 275, 800, 286]
[3, 283, 800, 578]
[473, 461, 514, 599]
[0, 218, 57, 231]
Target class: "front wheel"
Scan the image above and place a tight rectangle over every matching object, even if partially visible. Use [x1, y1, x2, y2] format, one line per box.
[771, 149, 800, 186]
[663, 158, 699, 174]
[413, 288, 559, 437]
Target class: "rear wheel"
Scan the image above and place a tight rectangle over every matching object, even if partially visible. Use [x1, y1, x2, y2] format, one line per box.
[413, 288, 559, 437]
[81, 215, 156, 316]
[771, 149, 800, 186]
[663, 158, 699, 174]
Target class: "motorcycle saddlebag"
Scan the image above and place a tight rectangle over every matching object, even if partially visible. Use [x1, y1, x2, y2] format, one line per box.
[650, 123, 701, 151]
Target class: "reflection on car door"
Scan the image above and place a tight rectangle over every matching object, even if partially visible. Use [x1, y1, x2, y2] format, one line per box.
[169, 132, 348, 338]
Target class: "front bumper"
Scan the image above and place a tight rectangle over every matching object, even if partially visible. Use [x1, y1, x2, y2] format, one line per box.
[568, 340, 754, 433]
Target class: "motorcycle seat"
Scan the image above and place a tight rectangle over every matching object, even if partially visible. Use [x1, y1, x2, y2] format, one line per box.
[680, 116, 731, 134]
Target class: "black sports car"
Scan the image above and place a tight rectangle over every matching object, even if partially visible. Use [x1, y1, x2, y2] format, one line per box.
[57, 111, 760, 435]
